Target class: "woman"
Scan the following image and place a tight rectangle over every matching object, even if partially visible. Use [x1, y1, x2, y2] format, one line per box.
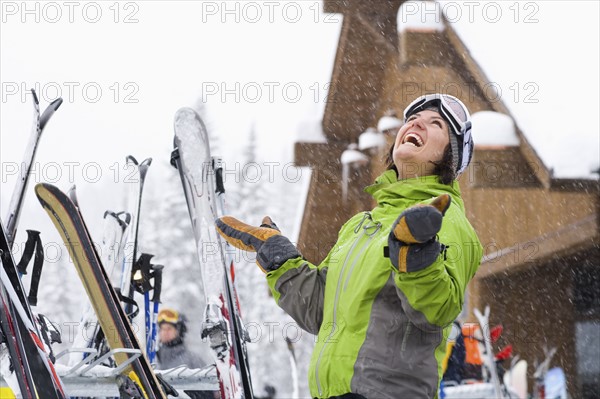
[216, 93, 483, 399]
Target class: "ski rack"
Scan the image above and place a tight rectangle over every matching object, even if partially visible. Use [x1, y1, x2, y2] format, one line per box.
[0, 347, 220, 397]
[55, 347, 142, 376]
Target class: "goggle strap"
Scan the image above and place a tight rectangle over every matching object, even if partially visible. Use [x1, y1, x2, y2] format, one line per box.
[449, 133, 460, 174]
[459, 125, 473, 175]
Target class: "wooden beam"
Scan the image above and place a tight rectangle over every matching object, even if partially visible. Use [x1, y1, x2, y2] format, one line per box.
[294, 141, 348, 167]
[476, 214, 598, 279]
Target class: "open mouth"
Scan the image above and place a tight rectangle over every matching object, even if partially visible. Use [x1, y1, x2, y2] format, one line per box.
[402, 133, 424, 147]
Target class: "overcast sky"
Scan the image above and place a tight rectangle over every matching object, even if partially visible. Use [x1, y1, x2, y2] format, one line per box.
[1, 1, 341, 237]
[1, 1, 599, 234]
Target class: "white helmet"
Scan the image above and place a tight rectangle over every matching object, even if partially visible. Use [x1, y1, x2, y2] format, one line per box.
[403, 93, 473, 177]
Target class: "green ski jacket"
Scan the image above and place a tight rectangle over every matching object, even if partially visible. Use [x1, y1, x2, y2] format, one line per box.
[267, 171, 483, 399]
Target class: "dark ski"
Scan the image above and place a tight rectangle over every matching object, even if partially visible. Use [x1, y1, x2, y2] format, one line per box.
[1, 220, 68, 398]
[35, 183, 167, 398]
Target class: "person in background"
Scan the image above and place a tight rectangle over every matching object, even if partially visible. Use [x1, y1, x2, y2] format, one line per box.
[442, 320, 467, 384]
[156, 307, 205, 370]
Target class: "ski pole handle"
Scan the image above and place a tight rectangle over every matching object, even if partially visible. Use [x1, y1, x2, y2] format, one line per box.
[151, 265, 164, 303]
[26, 231, 44, 306]
[16, 230, 40, 275]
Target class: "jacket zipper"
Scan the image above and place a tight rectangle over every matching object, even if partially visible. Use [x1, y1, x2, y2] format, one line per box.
[315, 213, 380, 396]
[343, 222, 381, 291]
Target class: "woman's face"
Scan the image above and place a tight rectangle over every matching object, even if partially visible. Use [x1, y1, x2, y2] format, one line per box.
[392, 109, 450, 179]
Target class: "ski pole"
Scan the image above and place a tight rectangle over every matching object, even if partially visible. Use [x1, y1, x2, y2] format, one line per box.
[15, 229, 41, 280]
[132, 253, 153, 351]
[148, 264, 163, 363]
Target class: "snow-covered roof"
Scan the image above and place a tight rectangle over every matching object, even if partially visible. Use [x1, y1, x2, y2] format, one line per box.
[397, 1, 445, 33]
[472, 111, 519, 147]
[340, 144, 369, 165]
[377, 115, 403, 133]
[358, 128, 387, 151]
[295, 116, 326, 143]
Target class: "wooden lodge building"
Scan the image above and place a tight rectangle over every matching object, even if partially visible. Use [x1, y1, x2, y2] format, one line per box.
[293, 1, 599, 396]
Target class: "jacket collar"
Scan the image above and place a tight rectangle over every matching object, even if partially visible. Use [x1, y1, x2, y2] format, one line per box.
[364, 170, 465, 212]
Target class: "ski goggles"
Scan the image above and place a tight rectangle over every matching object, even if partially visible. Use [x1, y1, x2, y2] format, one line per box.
[158, 308, 180, 324]
[403, 93, 473, 175]
[403, 93, 471, 137]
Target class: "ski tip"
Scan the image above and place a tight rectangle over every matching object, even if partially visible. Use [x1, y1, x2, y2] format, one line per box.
[174, 107, 197, 118]
[174, 107, 207, 130]
[40, 98, 63, 130]
[50, 97, 64, 111]
[34, 182, 44, 198]
[31, 88, 39, 105]
[34, 182, 55, 195]
[126, 155, 139, 165]
[67, 185, 79, 206]
[117, 211, 132, 225]
[35, 183, 81, 223]
[34, 182, 62, 206]
[105, 210, 130, 229]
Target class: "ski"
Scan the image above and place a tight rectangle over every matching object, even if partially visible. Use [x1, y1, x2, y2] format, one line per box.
[68, 210, 131, 368]
[5, 89, 63, 247]
[474, 306, 504, 399]
[121, 156, 152, 302]
[120, 156, 152, 350]
[213, 157, 253, 351]
[35, 183, 167, 398]
[104, 211, 132, 286]
[533, 346, 558, 399]
[212, 157, 256, 393]
[0, 272, 36, 398]
[285, 336, 299, 399]
[0, 87, 65, 398]
[1, 220, 68, 398]
[171, 107, 254, 399]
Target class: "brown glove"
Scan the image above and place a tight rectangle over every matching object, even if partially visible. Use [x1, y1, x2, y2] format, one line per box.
[215, 216, 301, 273]
[387, 194, 451, 272]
